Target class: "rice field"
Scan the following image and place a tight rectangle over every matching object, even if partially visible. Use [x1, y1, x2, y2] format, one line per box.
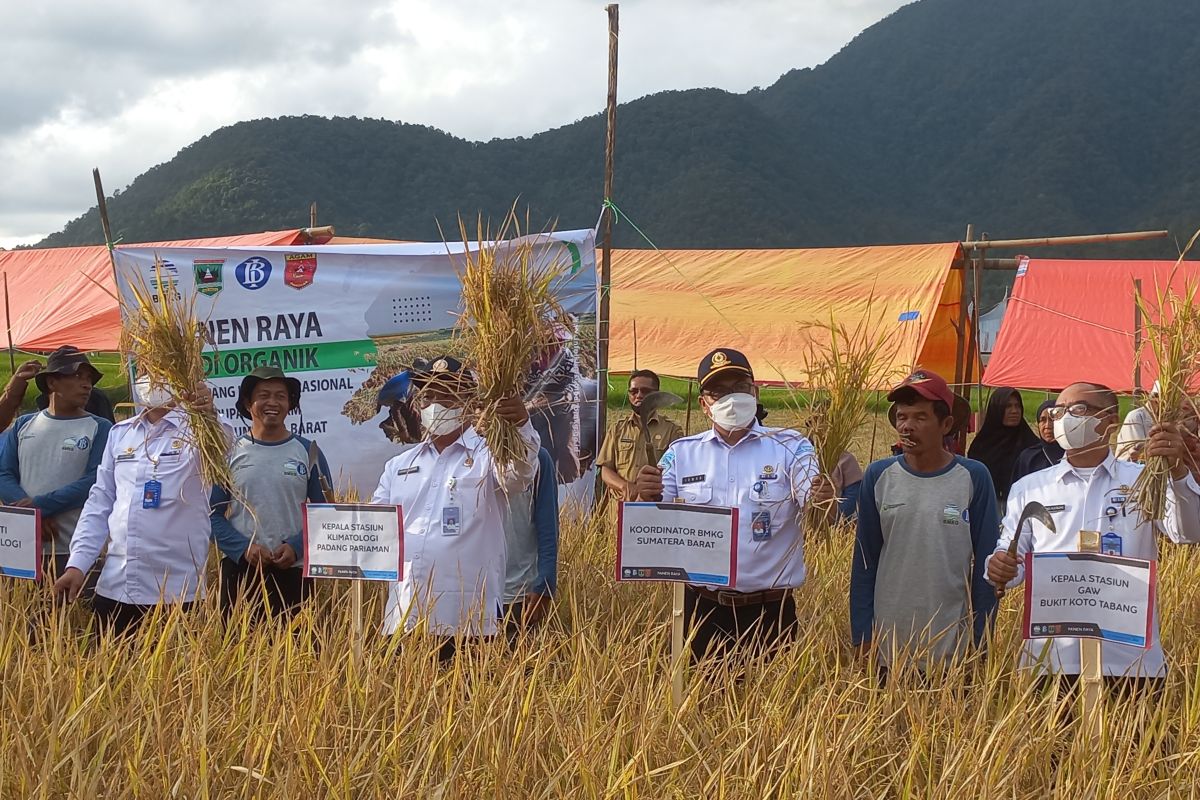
[3, 413, 1200, 798]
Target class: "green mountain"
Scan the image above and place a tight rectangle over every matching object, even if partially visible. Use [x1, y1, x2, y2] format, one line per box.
[38, 0, 1200, 286]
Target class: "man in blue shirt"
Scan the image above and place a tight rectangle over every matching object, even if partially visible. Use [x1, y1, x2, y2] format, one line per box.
[850, 370, 999, 676]
[0, 346, 111, 583]
[502, 447, 559, 641]
[210, 367, 330, 620]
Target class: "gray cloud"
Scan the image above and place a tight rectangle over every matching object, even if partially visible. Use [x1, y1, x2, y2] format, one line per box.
[0, 0, 909, 246]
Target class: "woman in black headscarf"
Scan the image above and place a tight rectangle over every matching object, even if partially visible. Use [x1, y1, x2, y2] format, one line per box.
[1010, 398, 1065, 485]
[967, 387, 1038, 506]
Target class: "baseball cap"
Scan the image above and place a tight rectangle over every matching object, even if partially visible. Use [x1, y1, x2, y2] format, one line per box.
[698, 348, 754, 390]
[887, 369, 955, 409]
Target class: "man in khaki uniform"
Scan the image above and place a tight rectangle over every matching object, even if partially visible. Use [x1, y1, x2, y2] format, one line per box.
[598, 370, 683, 500]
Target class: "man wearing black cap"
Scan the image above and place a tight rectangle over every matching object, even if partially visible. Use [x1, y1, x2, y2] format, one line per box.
[632, 348, 818, 661]
[850, 369, 1000, 676]
[371, 355, 539, 654]
[210, 366, 331, 619]
[0, 346, 112, 579]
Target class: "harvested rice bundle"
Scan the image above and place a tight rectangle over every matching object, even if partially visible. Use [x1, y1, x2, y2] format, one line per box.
[801, 315, 895, 478]
[1132, 270, 1200, 523]
[119, 257, 233, 490]
[449, 208, 571, 472]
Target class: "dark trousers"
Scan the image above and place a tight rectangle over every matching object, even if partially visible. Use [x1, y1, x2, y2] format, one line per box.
[219, 557, 311, 620]
[92, 594, 194, 638]
[683, 586, 798, 663]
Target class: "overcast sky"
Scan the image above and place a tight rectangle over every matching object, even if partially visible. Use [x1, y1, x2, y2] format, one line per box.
[1, 0, 909, 248]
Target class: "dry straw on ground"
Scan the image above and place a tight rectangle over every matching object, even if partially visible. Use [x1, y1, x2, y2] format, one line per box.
[118, 257, 232, 489]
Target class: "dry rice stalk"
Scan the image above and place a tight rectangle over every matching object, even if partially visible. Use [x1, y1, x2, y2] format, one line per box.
[119, 256, 233, 490]
[801, 313, 897, 476]
[1132, 272, 1200, 522]
[447, 206, 571, 473]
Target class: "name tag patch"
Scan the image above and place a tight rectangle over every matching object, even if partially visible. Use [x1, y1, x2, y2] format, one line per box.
[1044, 504, 1067, 513]
[396, 466, 420, 476]
[941, 504, 964, 526]
[681, 474, 706, 485]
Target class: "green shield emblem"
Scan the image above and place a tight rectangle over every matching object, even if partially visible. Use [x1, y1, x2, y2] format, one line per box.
[193, 259, 224, 297]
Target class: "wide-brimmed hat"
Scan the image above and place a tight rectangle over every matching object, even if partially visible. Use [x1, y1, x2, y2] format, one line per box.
[35, 346, 103, 393]
[236, 366, 301, 417]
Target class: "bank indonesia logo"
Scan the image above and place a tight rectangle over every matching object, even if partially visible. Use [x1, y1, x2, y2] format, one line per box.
[235, 256, 272, 290]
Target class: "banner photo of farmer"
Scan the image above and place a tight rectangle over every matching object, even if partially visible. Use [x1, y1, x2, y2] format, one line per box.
[113, 232, 598, 495]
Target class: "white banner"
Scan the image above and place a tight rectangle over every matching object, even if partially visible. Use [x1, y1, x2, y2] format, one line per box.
[114, 232, 598, 495]
[0, 506, 41, 580]
[303, 503, 403, 581]
[1022, 552, 1156, 648]
[616, 502, 738, 586]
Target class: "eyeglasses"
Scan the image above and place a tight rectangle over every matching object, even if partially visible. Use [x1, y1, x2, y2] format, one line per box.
[1047, 402, 1114, 420]
[701, 380, 755, 400]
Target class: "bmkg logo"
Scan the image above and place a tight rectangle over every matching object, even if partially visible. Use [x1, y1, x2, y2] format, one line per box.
[235, 256, 272, 290]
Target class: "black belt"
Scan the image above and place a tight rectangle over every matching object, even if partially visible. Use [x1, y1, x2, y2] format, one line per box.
[691, 586, 791, 607]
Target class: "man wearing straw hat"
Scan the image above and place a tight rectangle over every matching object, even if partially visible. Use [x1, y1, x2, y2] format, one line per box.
[371, 355, 539, 659]
[631, 347, 818, 661]
[0, 346, 112, 583]
[52, 377, 222, 636]
[850, 369, 999, 677]
[210, 366, 331, 621]
[988, 381, 1200, 689]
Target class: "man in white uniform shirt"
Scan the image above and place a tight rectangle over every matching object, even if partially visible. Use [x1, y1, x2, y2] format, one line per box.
[372, 356, 538, 660]
[54, 377, 222, 636]
[988, 381, 1200, 688]
[633, 348, 818, 661]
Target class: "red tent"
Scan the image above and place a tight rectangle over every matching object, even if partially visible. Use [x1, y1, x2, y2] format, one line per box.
[984, 258, 1200, 392]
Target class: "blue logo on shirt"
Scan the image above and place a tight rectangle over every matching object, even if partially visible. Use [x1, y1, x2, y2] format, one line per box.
[283, 459, 308, 477]
[62, 436, 90, 451]
[235, 256, 272, 290]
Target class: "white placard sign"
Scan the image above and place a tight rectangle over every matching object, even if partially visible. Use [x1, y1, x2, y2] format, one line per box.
[0, 506, 41, 581]
[303, 503, 403, 581]
[1022, 552, 1156, 648]
[616, 502, 738, 586]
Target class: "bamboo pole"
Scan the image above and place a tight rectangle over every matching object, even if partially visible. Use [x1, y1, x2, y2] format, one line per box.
[632, 318, 638, 371]
[93, 169, 135, 398]
[1133, 279, 1144, 392]
[684, 379, 694, 436]
[953, 224, 973, 390]
[3, 273, 14, 374]
[962, 229, 1168, 250]
[670, 582, 685, 711]
[1078, 530, 1104, 740]
[596, 3, 619, 506]
[310, 202, 318, 229]
[972, 234, 984, 420]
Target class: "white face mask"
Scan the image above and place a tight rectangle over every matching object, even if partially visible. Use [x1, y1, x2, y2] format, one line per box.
[1053, 412, 1106, 451]
[134, 376, 174, 410]
[421, 402, 465, 437]
[706, 392, 758, 431]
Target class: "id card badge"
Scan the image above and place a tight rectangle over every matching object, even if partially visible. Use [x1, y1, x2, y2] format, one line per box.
[142, 480, 162, 509]
[442, 506, 461, 536]
[751, 510, 772, 541]
[1101, 531, 1123, 556]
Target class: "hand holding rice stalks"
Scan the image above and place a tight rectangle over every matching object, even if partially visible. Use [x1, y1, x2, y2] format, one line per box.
[449, 207, 571, 472]
[119, 257, 232, 489]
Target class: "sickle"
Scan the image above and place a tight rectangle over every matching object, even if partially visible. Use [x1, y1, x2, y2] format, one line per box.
[996, 500, 1057, 599]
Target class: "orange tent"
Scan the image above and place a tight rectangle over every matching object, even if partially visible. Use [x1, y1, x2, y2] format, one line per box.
[0, 229, 344, 351]
[609, 243, 974, 387]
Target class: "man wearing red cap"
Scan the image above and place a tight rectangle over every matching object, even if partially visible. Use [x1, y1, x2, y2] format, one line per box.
[850, 369, 1000, 677]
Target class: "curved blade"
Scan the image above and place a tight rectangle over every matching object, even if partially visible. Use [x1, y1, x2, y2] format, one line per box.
[637, 391, 684, 420]
[1008, 500, 1056, 557]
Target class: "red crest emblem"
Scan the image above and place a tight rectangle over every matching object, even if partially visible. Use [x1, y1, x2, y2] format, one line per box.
[284, 253, 317, 289]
